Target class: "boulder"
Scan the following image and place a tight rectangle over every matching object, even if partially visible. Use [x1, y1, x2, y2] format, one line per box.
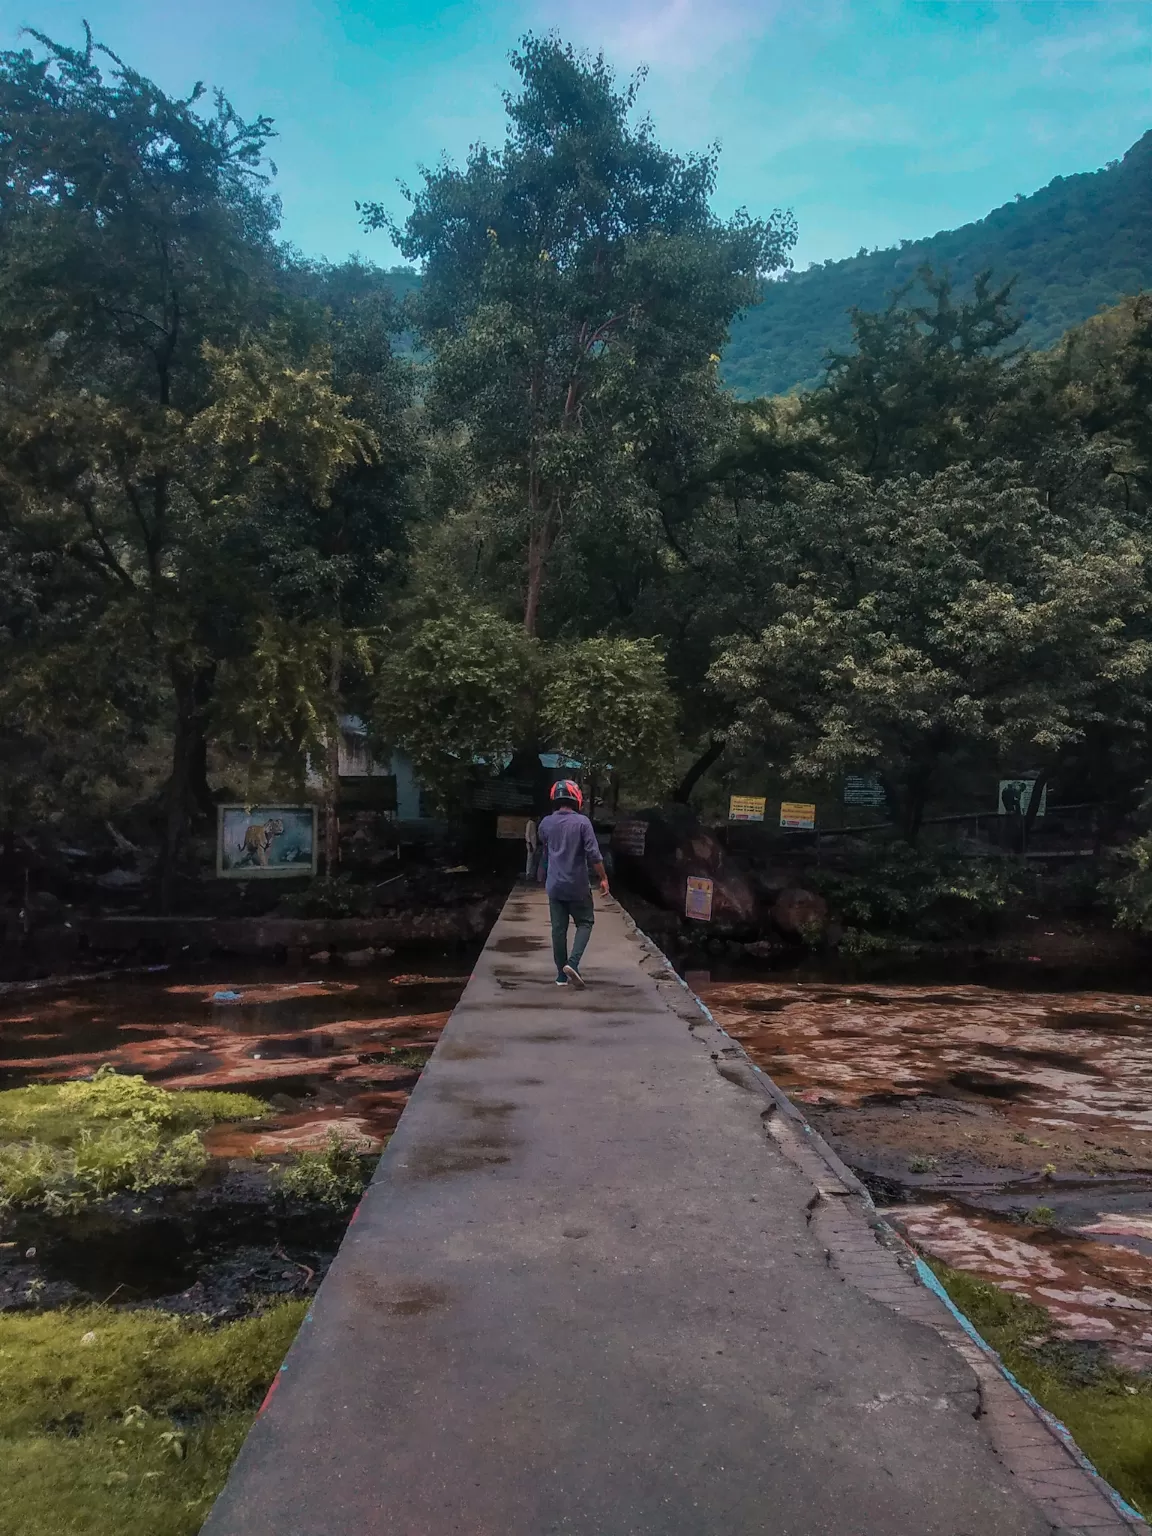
[771, 887, 828, 939]
[613, 807, 758, 930]
[743, 938, 785, 960]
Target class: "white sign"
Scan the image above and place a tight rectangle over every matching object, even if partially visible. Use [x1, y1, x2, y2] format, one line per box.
[998, 780, 1047, 818]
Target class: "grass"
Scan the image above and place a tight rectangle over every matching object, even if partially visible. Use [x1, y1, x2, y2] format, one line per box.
[930, 1262, 1152, 1516]
[0, 1301, 306, 1536]
[274, 1129, 375, 1206]
[0, 1069, 270, 1213]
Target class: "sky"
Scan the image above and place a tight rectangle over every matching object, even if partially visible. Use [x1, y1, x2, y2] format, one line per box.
[3, 1, 1150, 271]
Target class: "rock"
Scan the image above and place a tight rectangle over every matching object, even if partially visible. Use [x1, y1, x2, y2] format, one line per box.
[309, 950, 331, 964]
[771, 887, 829, 939]
[95, 868, 143, 890]
[613, 807, 758, 929]
[743, 938, 785, 960]
[342, 947, 377, 967]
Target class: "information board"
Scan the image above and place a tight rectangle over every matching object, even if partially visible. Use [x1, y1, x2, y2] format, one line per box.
[473, 779, 534, 810]
[496, 814, 532, 840]
[998, 780, 1047, 818]
[684, 876, 715, 922]
[728, 795, 767, 822]
[843, 775, 886, 808]
[780, 801, 817, 830]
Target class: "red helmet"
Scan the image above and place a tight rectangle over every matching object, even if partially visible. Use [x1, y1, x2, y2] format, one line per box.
[550, 778, 583, 809]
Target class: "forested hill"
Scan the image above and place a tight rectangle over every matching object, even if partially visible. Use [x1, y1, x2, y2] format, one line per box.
[723, 128, 1152, 399]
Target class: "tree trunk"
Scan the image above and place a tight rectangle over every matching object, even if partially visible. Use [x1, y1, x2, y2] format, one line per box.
[672, 737, 726, 805]
[324, 639, 342, 879]
[158, 659, 215, 914]
[888, 757, 934, 846]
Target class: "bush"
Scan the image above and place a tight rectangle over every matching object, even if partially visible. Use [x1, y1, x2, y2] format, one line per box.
[811, 843, 1022, 937]
[276, 875, 377, 919]
[1101, 833, 1152, 932]
[274, 1130, 373, 1207]
[0, 1070, 269, 1213]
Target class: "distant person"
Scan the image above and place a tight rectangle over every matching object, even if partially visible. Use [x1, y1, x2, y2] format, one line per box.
[537, 780, 609, 987]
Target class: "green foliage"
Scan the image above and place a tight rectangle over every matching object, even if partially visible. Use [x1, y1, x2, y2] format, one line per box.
[275, 1130, 372, 1207]
[0, 1301, 305, 1536]
[1024, 1205, 1056, 1225]
[810, 844, 1022, 936]
[931, 1263, 1152, 1518]
[275, 875, 381, 918]
[722, 130, 1152, 399]
[807, 268, 1022, 478]
[0, 1070, 268, 1212]
[541, 637, 678, 793]
[0, 33, 414, 880]
[1101, 834, 1152, 933]
[370, 34, 794, 637]
[710, 461, 1150, 839]
[375, 605, 538, 803]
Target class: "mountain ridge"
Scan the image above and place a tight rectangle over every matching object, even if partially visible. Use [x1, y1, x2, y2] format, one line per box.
[722, 129, 1152, 398]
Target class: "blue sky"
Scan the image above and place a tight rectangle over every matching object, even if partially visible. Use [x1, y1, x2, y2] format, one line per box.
[3, 2, 1150, 271]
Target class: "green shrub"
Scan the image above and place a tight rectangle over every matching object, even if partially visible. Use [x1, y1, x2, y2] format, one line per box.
[276, 875, 379, 919]
[811, 843, 1022, 937]
[0, 1070, 269, 1212]
[275, 1130, 373, 1207]
[1101, 833, 1152, 932]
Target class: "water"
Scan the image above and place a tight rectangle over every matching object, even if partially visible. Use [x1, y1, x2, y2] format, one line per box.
[0, 954, 476, 1150]
[698, 973, 1152, 1370]
[0, 954, 476, 1313]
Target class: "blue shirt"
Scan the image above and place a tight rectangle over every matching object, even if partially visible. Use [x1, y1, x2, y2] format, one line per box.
[538, 810, 602, 900]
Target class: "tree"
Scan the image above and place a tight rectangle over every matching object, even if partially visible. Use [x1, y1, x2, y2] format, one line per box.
[373, 607, 539, 805]
[0, 33, 395, 902]
[806, 267, 1022, 479]
[363, 34, 795, 636]
[709, 462, 1151, 841]
[541, 637, 677, 798]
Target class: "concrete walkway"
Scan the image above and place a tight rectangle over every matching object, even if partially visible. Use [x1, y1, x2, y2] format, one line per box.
[203, 889, 1131, 1535]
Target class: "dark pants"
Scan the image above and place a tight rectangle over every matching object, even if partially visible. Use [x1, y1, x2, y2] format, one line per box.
[549, 896, 594, 978]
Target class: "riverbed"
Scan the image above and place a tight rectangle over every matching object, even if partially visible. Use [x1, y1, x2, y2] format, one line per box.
[0, 954, 475, 1315]
[699, 974, 1152, 1371]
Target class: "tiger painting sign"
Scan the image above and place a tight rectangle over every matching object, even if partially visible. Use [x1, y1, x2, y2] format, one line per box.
[217, 806, 318, 878]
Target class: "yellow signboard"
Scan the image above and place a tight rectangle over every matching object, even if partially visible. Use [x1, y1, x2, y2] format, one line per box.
[496, 814, 532, 840]
[684, 876, 714, 921]
[780, 801, 817, 830]
[728, 795, 767, 822]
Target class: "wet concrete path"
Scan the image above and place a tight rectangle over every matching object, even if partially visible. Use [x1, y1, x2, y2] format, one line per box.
[202, 889, 1072, 1535]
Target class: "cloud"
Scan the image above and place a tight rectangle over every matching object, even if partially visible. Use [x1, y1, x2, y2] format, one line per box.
[532, 0, 781, 73]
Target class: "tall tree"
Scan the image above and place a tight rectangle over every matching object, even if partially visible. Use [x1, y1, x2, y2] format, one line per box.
[0, 32, 380, 901]
[807, 267, 1021, 480]
[362, 34, 795, 637]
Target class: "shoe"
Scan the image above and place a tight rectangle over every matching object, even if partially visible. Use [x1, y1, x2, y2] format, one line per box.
[555, 976, 569, 986]
[562, 965, 585, 988]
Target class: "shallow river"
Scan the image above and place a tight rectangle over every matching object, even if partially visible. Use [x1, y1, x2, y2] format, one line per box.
[8, 957, 1152, 1366]
[698, 976, 1152, 1371]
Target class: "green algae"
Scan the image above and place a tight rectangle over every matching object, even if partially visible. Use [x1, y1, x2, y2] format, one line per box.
[931, 1261, 1152, 1517]
[0, 1070, 270, 1213]
[0, 1301, 306, 1536]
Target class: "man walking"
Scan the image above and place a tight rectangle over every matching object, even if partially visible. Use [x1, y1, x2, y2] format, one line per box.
[537, 780, 609, 987]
